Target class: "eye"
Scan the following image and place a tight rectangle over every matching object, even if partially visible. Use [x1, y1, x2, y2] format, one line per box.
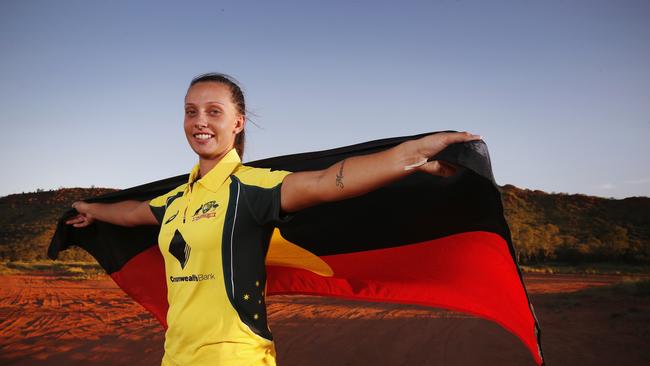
[209, 109, 221, 116]
[185, 109, 196, 117]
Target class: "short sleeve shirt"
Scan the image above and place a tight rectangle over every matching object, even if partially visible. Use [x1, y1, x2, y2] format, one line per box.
[148, 148, 292, 366]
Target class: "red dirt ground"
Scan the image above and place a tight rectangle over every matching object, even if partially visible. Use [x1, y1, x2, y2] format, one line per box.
[0, 273, 648, 365]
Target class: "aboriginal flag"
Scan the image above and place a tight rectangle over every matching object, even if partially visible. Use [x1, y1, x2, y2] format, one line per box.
[48, 131, 544, 365]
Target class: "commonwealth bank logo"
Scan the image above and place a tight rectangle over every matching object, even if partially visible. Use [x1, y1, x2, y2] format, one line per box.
[169, 229, 191, 269]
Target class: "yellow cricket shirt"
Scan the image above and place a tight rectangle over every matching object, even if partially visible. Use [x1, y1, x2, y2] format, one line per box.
[148, 148, 292, 366]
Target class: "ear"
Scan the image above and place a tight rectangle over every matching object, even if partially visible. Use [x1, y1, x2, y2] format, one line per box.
[233, 114, 245, 134]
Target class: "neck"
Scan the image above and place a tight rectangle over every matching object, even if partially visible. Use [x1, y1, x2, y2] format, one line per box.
[198, 149, 231, 179]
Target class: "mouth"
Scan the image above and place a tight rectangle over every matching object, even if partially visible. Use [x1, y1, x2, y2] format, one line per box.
[193, 133, 214, 141]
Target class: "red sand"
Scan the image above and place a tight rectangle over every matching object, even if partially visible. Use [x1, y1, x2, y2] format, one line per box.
[1, 273, 648, 365]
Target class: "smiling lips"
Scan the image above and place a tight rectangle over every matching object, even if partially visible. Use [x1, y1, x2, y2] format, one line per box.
[193, 133, 214, 141]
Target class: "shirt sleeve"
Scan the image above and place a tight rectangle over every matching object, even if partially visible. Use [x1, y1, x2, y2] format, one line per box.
[148, 185, 185, 224]
[241, 169, 293, 226]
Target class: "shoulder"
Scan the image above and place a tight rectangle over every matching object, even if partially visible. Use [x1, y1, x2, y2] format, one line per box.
[232, 164, 292, 189]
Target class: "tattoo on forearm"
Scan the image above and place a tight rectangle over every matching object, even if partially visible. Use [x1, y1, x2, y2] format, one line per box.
[335, 160, 345, 189]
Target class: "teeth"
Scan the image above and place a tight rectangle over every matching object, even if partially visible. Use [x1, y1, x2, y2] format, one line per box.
[194, 134, 213, 140]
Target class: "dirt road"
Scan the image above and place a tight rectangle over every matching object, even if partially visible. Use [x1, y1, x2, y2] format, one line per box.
[0, 273, 648, 365]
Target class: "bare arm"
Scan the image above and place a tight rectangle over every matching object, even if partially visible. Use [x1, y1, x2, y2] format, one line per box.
[65, 200, 159, 228]
[281, 131, 482, 213]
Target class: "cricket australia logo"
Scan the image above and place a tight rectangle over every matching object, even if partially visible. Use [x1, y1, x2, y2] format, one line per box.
[192, 200, 219, 222]
[169, 229, 191, 269]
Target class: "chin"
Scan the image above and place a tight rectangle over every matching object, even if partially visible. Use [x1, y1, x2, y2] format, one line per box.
[195, 148, 227, 161]
[189, 142, 215, 156]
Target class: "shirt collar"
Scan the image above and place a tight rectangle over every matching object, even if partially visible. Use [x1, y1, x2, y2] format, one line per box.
[187, 148, 241, 193]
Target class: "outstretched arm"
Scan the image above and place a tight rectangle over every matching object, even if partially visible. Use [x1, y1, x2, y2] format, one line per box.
[65, 200, 159, 228]
[281, 131, 482, 213]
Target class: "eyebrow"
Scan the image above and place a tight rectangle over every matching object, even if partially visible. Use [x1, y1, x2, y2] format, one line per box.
[184, 101, 225, 106]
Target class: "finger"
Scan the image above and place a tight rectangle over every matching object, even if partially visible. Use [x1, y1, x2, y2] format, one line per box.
[404, 157, 428, 171]
[71, 201, 88, 212]
[457, 131, 481, 141]
[445, 131, 482, 144]
[73, 217, 93, 228]
[420, 160, 458, 177]
[65, 215, 84, 224]
[419, 160, 444, 176]
[438, 161, 458, 176]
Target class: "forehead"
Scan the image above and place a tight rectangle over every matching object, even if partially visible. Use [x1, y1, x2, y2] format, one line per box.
[185, 82, 232, 104]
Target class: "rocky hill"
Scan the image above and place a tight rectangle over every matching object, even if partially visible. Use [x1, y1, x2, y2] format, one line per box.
[1, 186, 648, 264]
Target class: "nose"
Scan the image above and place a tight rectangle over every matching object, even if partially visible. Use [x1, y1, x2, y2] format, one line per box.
[195, 113, 208, 129]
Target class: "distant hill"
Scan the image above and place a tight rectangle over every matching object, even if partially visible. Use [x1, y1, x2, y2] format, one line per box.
[1, 186, 649, 264]
[500, 185, 649, 263]
[0, 188, 115, 261]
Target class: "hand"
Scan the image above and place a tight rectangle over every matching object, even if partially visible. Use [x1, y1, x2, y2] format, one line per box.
[406, 131, 482, 177]
[65, 201, 95, 228]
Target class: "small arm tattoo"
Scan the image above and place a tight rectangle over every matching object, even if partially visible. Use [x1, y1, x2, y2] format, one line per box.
[335, 160, 345, 189]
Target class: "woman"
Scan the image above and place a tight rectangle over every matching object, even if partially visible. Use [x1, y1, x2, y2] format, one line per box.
[66, 73, 481, 366]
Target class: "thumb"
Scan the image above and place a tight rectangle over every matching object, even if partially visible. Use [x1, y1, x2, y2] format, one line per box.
[72, 201, 88, 213]
[419, 160, 458, 177]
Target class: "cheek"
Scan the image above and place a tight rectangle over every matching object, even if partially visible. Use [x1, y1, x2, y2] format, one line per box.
[209, 119, 233, 134]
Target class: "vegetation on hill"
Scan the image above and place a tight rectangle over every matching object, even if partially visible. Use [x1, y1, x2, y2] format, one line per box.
[0, 188, 115, 262]
[0, 185, 648, 266]
[501, 185, 649, 264]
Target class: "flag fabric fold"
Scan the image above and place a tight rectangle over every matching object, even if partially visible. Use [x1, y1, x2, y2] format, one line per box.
[48, 131, 544, 365]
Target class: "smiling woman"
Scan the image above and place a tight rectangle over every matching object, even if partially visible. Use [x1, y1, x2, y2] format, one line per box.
[65, 72, 482, 366]
[184, 74, 247, 167]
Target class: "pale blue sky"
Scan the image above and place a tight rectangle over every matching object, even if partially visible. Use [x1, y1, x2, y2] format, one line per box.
[1, 0, 648, 199]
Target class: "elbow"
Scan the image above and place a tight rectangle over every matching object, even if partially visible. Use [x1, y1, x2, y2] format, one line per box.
[283, 170, 329, 213]
[313, 170, 336, 204]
